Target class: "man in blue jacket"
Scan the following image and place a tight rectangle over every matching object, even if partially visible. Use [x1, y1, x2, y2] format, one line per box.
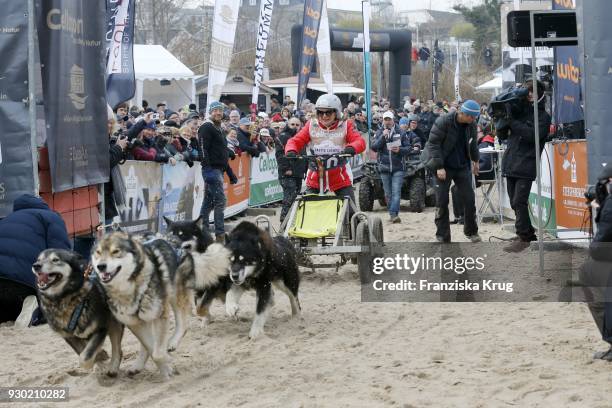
[0, 194, 71, 325]
[371, 111, 421, 223]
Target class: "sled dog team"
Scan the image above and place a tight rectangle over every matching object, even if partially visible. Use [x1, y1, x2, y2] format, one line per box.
[32, 219, 301, 379]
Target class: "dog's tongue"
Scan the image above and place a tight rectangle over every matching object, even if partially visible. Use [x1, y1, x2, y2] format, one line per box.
[37, 273, 49, 285]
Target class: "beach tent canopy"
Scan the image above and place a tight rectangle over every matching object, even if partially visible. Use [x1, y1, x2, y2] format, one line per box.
[131, 44, 195, 111]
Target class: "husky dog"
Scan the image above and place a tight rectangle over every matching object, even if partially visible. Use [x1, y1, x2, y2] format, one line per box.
[225, 221, 301, 339]
[163, 216, 232, 321]
[33, 249, 124, 376]
[91, 232, 189, 379]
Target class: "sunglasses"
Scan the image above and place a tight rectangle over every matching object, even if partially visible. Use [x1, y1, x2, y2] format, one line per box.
[316, 110, 335, 117]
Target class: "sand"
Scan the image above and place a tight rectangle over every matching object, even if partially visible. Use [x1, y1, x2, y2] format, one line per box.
[1, 202, 610, 408]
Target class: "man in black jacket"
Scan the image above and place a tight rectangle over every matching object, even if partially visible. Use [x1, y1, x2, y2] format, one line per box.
[498, 82, 552, 252]
[198, 101, 234, 243]
[276, 118, 307, 224]
[577, 166, 612, 359]
[422, 100, 481, 243]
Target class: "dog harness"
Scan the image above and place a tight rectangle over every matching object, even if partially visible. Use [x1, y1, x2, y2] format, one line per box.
[66, 274, 98, 333]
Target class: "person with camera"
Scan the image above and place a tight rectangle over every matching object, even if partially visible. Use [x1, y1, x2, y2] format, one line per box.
[276, 118, 307, 224]
[372, 111, 421, 223]
[106, 107, 128, 225]
[578, 166, 612, 360]
[237, 117, 266, 157]
[497, 82, 552, 252]
[421, 100, 482, 243]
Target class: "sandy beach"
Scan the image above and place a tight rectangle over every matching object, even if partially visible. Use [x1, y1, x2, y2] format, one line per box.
[1, 203, 609, 407]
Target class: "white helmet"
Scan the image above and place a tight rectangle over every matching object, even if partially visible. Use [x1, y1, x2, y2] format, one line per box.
[315, 93, 342, 119]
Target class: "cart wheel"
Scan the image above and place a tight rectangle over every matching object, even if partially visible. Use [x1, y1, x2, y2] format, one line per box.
[369, 216, 384, 244]
[358, 180, 374, 211]
[355, 221, 372, 284]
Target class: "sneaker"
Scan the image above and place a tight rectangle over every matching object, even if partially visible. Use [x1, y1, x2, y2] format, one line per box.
[436, 236, 450, 243]
[594, 347, 612, 361]
[467, 234, 482, 243]
[215, 234, 225, 244]
[503, 240, 531, 253]
[15, 295, 38, 329]
[391, 216, 401, 224]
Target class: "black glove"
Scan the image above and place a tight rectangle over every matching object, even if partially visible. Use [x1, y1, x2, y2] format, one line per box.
[229, 173, 238, 184]
[228, 149, 236, 160]
[343, 146, 356, 156]
[286, 151, 297, 158]
[154, 153, 169, 163]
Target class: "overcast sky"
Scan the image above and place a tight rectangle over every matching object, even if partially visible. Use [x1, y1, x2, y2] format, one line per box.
[327, 0, 483, 12]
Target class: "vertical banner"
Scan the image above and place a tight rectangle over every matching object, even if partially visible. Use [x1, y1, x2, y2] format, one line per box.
[317, 0, 333, 94]
[207, 0, 240, 112]
[454, 40, 461, 102]
[105, 0, 136, 109]
[0, 2, 35, 216]
[296, 0, 324, 107]
[552, 0, 582, 124]
[38, 1, 109, 192]
[251, 0, 274, 118]
[362, 1, 372, 142]
[579, 0, 611, 182]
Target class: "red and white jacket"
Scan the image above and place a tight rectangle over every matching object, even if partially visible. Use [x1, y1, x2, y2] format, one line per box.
[285, 119, 365, 191]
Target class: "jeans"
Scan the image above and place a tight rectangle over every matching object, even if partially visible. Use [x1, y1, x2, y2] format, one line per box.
[279, 177, 303, 223]
[434, 167, 478, 241]
[380, 171, 404, 217]
[200, 168, 226, 236]
[506, 177, 536, 241]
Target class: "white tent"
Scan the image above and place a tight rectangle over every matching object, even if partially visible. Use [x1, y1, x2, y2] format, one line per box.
[476, 76, 503, 95]
[131, 45, 195, 111]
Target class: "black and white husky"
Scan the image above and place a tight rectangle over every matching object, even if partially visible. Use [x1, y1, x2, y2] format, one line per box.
[33, 249, 124, 376]
[163, 216, 232, 322]
[225, 221, 301, 339]
[92, 232, 189, 379]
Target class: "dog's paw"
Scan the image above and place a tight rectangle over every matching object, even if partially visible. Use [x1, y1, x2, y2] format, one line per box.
[126, 368, 141, 377]
[103, 368, 119, 378]
[248, 325, 265, 339]
[159, 364, 175, 381]
[80, 356, 96, 371]
[225, 302, 240, 320]
[167, 340, 179, 353]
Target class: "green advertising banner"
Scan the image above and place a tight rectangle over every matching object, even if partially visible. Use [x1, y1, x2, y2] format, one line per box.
[249, 151, 283, 206]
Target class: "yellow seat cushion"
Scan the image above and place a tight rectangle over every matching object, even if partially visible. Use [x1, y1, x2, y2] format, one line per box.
[288, 195, 343, 239]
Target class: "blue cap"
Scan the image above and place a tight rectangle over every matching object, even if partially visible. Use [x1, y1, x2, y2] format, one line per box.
[208, 101, 224, 113]
[399, 117, 410, 125]
[239, 117, 251, 126]
[460, 100, 480, 117]
[145, 121, 156, 130]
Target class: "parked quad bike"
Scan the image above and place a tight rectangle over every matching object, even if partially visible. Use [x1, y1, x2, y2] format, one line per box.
[358, 153, 435, 213]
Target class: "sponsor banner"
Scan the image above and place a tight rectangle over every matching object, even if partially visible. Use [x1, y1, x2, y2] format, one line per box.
[105, 0, 136, 109]
[317, 0, 333, 94]
[528, 143, 557, 231]
[501, 46, 554, 90]
[552, 0, 582, 124]
[249, 150, 283, 206]
[454, 40, 461, 102]
[251, 0, 274, 106]
[38, 0, 109, 192]
[0, 2, 34, 217]
[193, 154, 251, 221]
[296, 0, 324, 106]
[159, 162, 199, 233]
[362, 0, 372, 141]
[207, 0, 240, 112]
[553, 140, 589, 239]
[118, 161, 162, 233]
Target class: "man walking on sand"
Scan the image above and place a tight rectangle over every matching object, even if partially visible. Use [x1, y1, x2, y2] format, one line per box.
[421, 100, 482, 243]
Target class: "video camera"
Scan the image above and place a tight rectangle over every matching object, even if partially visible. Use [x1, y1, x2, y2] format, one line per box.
[487, 86, 529, 121]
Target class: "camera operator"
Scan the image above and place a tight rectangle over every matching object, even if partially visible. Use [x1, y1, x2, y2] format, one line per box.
[496, 81, 552, 252]
[579, 166, 612, 360]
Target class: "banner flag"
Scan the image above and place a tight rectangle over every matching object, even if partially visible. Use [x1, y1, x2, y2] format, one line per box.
[105, 0, 136, 109]
[38, 0, 109, 192]
[552, 0, 582, 124]
[317, 0, 333, 94]
[251, 0, 274, 118]
[207, 0, 240, 113]
[297, 0, 324, 107]
[362, 1, 372, 141]
[454, 40, 461, 102]
[0, 1, 35, 216]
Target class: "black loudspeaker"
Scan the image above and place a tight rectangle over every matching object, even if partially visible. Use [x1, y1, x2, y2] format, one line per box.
[507, 11, 577, 47]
